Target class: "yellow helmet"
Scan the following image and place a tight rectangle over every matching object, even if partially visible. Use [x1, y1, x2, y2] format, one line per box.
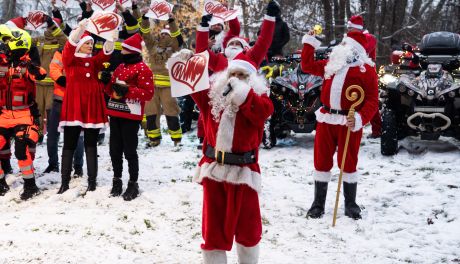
[0, 24, 14, 43]
[7, 28, 32, 51]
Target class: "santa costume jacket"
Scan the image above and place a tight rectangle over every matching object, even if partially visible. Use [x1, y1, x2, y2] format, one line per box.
[59, 38, 112, 130]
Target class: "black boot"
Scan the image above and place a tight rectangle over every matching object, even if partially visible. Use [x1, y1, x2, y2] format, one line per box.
[0, 177, 9, 196]
[1, 159, 13, 175]
[110, 178, 123, 197]
[20, 178, 40, 200]
[307, 181, 328, 219]
[43, 164, 59, 174]
[343, 182, 362, 220]
[57, 150, 74, 194]
[73, 167, 83, 178]
[122, 181, 139, 201]
[86, 147, 98, 192]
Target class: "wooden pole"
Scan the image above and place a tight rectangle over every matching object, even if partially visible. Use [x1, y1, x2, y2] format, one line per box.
[332, 85, 365, 227]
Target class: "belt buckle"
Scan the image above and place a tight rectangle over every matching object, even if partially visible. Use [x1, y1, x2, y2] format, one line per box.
[215, 149, 225, 165]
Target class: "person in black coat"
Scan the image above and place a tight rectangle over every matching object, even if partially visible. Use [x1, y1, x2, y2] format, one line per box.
[267, 11, 290, 60]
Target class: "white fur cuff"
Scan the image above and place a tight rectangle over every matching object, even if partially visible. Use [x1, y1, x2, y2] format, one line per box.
[264, 15, 276, 22]
[313, 170, 332, 182]
[302, 34, 321, 49]
[343, 172, 358, 183]
[197, 25, 209, 32]
[230, 79, 251, 106]
[103, 41, 115, 55]
[352, 112, 363, 132]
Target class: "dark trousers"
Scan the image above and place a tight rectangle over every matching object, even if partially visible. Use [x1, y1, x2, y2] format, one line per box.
[109, 116, 140, 182]
[63, 126, 99, 151]
[47, 100, 84, 169]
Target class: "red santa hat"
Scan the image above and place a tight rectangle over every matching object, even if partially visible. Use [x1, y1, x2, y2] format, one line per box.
[160, 25, 171, 36]
[225, 36, 250, 49]
[122, 33, 145, 53]
[342, 31, 368, 55]
[228, 52, 257, 75]
[347, 15, 364, 30]
[5, 17, 26, 29]
[76, 33, 94, 53]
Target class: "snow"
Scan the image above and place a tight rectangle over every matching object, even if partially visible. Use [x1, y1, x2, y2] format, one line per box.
[1, 121, 460, 264]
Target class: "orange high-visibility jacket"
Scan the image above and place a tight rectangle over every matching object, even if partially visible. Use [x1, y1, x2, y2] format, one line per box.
[49, 51, 65, 101]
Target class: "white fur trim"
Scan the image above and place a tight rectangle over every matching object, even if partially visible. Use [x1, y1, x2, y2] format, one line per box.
[58, 121, 108, 133]
[171, 49, 194, 61]
[5, 21, 19, 29]
[202, 250, 227, 264]
[194, 162, 262, 193]
[330, 67, 349, 110]
[313, 170, 332, 182]
[264, 15, 276, 22]
[352, 112, 363, 132]
[215, 107, 237, 152]
[103, 41, 114, 55]
[342, 37, 366, 57]
[121, 43, 141, 53]
[228, 59, 256, 75]
[229, 78, 251, 106]
[236, 243, 260, 263]
[197, 25, 209, 32]
[75, 35, 94, 54]
[302, 34, 321, 49]
[74, 52, 91, 58]
[226, 37, 249, 49]
[68, 38, 78, 47]
[347, 21, 363, 30]
[343, 172, 358, 183]
[315, 109, 347, 126]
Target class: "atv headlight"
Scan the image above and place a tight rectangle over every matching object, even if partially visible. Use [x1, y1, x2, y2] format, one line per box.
[379, 74, 398, 85]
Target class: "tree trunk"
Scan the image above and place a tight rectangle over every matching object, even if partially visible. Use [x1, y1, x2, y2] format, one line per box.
[322, 0, 334, 43]
[366, 0, 377, 33]
[6, 0, 17, 21]
[238, 0, 250, 38]
[346, 0, 351, 20]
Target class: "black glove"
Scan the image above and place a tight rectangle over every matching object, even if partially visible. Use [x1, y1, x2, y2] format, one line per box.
[44, 15, 54, 28]
[266, 0, 280, 17]
[100, 70, 112, 84]
[28, 64, 47, 81]
[56, 76, 66, 87]
[168, 17, 175, 23]
[33, 116, 41, 127]
[113, 83, 129, 97]
[200, 14, 213, 27]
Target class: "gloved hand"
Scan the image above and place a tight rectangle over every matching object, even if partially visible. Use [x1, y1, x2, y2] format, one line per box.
[172, 49, 194, 61]
[227, 77, 251, 106]
[266, 0, 280, 17]
[33, 116, 41, 127]
[28, 64, 47, 81]
[100, 71, 112, 84]
[113, 83, 129, 97]
[56, 76, 66, 87]
[44, 15, 54, 28]
[200, 14, 213, 27]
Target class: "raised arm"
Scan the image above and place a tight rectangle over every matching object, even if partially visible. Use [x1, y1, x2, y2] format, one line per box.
[300, 34, 327, 77]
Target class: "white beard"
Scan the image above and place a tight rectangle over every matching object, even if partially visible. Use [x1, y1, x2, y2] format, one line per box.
[324, 43, 356, 79]
[225, 46, 243, 61]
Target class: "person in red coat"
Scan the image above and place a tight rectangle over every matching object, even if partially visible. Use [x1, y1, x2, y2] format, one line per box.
[57, 19, 116, 194]
[301, 29, 378, 220]
[102, 33, 154, 201]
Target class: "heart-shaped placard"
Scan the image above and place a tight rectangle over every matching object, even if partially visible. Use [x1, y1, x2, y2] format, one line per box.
[171, 54, 207, 92]
[26, 11, 46, 30]
[90, 13, 120, 34]
[91, 0, 116, 11]
[151, 1, 172, 18]
[204, 1, 227, 14]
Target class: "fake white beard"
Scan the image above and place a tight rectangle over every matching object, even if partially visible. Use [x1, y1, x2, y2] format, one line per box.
[324, 43, 356, 79]
[225, 46, 243, 60]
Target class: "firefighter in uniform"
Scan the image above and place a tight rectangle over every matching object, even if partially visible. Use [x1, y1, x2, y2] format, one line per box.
[0, 28, 45, 200]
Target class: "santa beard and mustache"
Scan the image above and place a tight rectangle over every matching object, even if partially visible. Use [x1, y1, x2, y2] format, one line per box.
[224, 46, 244, 60]
[324, 43, 358, 79]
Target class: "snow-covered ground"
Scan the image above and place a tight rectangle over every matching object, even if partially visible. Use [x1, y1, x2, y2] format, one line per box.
[0, 121, 459, 264]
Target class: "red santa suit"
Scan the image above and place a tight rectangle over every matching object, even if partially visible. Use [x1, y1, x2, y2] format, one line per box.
[364, 31, 382, 137]
[301, 31, 378, 183]
[59, 34, 112, 131]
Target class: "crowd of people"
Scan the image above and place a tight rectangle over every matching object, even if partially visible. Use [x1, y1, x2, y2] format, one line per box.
[0, 0, 411, 263]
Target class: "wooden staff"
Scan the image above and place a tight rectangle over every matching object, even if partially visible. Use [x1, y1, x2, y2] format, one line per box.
[332, 85, 365, 227]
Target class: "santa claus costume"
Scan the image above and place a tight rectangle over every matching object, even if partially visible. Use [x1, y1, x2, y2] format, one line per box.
[301, 30, 378, 219]
[58, 19, 115, 194]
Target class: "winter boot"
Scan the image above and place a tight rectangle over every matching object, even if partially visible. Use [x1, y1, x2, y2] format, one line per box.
[110, 178, 123, 197]
[343, 182, 362, 220]
[57, 150, 74, 194]
[122, 181, 139, 201]
[20, 178, 40, 200]
[307, 181, 328, 219]
[43, 164, 59, 174]
[237, 243, 259, 264]
[73, 167, 83, 178]
[85, 147, 98, 192]
[0, 177, 9, 196]
[202, 249, 227, 264]
[1, 159, 13, 175]
[148, 138, 161, 147]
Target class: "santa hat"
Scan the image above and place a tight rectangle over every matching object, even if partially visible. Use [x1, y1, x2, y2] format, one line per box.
[347, 15, 364, 30]
[5, 17, 26, 29]
[160, 25, 171, 36]
[122, 33, 145, 53]
[76, 33, 94, 53]
[228, 52, 257, 75]
[225, 36, 250, 49]
[342, 31, 367, 55]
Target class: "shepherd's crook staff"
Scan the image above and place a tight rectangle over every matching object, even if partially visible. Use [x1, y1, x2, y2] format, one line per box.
[332, 85, 365, 227]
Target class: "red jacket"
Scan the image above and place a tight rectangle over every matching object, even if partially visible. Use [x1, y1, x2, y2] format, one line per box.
[0, 57, 36, 110]
[105, 60, 154, 120]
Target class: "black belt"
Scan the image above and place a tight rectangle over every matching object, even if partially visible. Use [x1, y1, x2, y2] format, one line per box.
[322, 105, 349, 115]
[205, 145, 256, 165]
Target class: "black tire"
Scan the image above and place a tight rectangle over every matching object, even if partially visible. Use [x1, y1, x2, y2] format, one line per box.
[381, 109, 398, 156]
[262, 119, 277, 149]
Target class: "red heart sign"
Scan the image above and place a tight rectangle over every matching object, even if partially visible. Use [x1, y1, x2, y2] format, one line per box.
[171, 54, 206, 91]
[90, 13, 120, 34]
[150, 1, 172, 18]
[205, 2, 227, 14]
[91, 0, 115, 11]
[213, 9, 238, 21]
[27, 11, 46, 30]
